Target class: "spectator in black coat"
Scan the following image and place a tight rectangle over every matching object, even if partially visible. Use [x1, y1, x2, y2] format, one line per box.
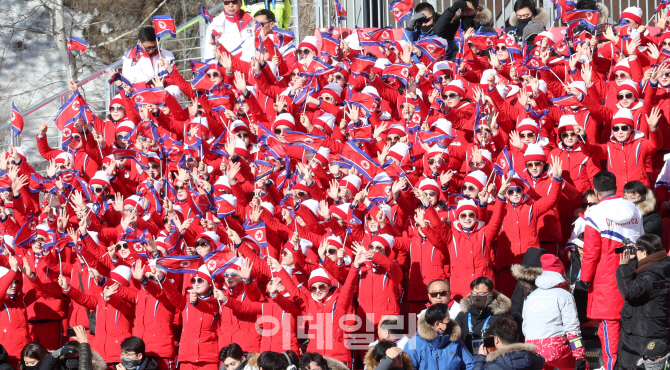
[473, 318, 544, 370]
[19, 343, 48, 370]
[615, 234, 670, 370]
[623, 181, 663, 238]
[456, 277, 512, 355]
[0, 345, 15, 370]
[433, 0, 493, 60]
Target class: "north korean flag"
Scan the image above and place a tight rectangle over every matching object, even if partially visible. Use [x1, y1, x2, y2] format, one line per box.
[389, 0, 414, 23]
[131, 87, 167, 107]
[272, 27, 295, 48]
[469, 31, 498, 50]
[11, 102, 24, 136]
[338, 141, 381, 180]
[67, 37, 89, 54]
[381, 63, 412, 87]
[153, 15, 177, 39]
[283, 129, 326, 153]
[54, 91, 83, 131]
[204, 245, 238, 275]
[200, 4, 213, 24]
[155, 255, 203, 274]
[350, 54, 376, 77]
[320, 34, 340, 58]
[335, 0, 347, 22]
[550, 94, 583, 107]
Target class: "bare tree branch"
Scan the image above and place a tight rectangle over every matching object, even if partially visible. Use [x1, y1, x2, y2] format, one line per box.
[90, 0, 169, 48]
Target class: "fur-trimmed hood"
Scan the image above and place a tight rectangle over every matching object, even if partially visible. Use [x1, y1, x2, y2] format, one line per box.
[363, 348, 414, 370]
[451, 7, 493, 26]
[508, 8, 550, 27]
[242, 352, 260, 370]
[511, 264, 543, 282]
[485, 343, 537, 362]
[326, 357, 350, 370]
[91, 350, 107, 370]
[417, 313, 462, 342]
[636, 189, 657, 216]
[460, 291, 512, 315]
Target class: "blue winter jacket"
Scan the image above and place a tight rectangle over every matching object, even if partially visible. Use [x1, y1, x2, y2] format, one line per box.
[404, 316, 474, 370]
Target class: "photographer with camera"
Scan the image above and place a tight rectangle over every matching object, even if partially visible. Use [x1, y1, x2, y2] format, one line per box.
[473, 318, 545, 370]
[615, 234, 670, 370]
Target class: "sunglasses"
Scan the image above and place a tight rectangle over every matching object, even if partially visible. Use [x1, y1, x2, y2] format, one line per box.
[124, 207, 136, 213]
[110, 106, 125, 112]
[194, 241, 209, 248]
[617, 93, 634, 101]
[223, 0, 239, 4]
[117, 243, 129, 250]
[321, 95, 334, 102]
[459, 212, 476, 220]
[116, 134, 127, 141]
[614, 73, 629, 79]
[236, 132, 249, 139]
[274, 128, 285, 135]
[581, 202, 597, 208]
[471, 291, 490, 296]
[296, 191, 307, 197]
[149, 164, 160, 169]
[175, 185, 184, 191]
[291, 71, 300, 77]
[663, 41, 670, 46]
[476, 127, 492, 133]
[297, 48, 313, 55]
[310, 283, 330, 293]
[526, 161, 544, 168]
[334, 74, 345, 80]
[461, 184, 477, 193]
[496, 45, 507, 51]
[327, 248, 338, 255]
[222, 272, 238, 277]
[429, 290, 450, 298]
[92, 186, 104, 193]
[612, 125, 630, 132]
[507, 186, 523, 195]
[561, 131, 577, 139]
[427, 157, 442, 166]
[190, 277, 207, 285]
[368, 245, 384, 252]
[519, 132, 536, 139]
[386, 136, 400, 144]
[72, 135, 81, 141]
[206, 71, 221, 78]
[443, 93, 459, 100]
[425, 191, 437, 197]
[143, 46, 158, 52]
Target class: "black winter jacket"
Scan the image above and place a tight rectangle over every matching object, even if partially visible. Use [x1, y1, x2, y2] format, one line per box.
[473, 343, 545, 370]
[456, 292, 512, 355]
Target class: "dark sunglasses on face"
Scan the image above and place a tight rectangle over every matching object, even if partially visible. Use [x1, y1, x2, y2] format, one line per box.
[194, 241, 209, 248]
[72, 135, 81, 141]
[617, 93, 634, 101]
[274, 128, 285, 135]
[291, 71, 300, 77]
[334, 74, 345, 80]
[443, 93, 459, 100]
[116, 134, 127, 140]
[561, 131, 577, 139]
[175, 185, 184, 191]
[236, 132, 250, 139]
[223, 0, 239, 4]
[117, 243, 129, 250]
[526, 161, 544, 168]
[496, 45, 507, 51]
[110, 106, 125, 112]
[425, 191, 437, 197]
[614, 73, 629, 79]
[369, 244, 384, 252]
[663, 41, 670, 46]
[477, 127, 492, 133]
[519, 132, 535, 139]
[92, 186, 104, 193]
[222, 272, 238, 277]
[190, 277, 206, 285]
[429, 290, 449, 298]
[149, 164, 160, 169]
[507, 186, 523, 195]
[461, 184, 477, 193]
[612, 125, 630, 132]
[206, 71, 221, 78]
[327, 248, 338, 255]
[297, 48, 312, 55]
[310, 283, 329, 293]
[663, 71, 670, 78]
[386, 136, 399, 144]
[427, 157, 442, 166]
[459, 212, 476, 220]
[296, 191, 307, 197]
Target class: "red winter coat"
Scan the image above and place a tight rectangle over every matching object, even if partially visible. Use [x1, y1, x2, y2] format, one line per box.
[217, 283, 262, 352]
[496, 178, 562, 269]
[0, 270, 36, 363]
[354, 252, 403, 324]
[131, 279, 177, 358]
[549, 143, 600, 194]
[398, 230, 450, 302]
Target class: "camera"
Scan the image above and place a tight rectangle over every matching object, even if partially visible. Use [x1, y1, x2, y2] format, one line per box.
[614, 238, 636, 254]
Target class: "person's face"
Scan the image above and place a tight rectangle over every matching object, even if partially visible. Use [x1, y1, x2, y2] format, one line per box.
[280, 248, 295, 265]
[458, 209, 477, 229]
[310, 281, 331, 300]
[223, 357, 244, 370]
[434, 318, 451, 334]
[116, 132, 130, 149]
[369, 241, 386, 256]
[194, 238, 213, 257]
[31, 235, 47, 254]
[658, 68, 670, 88]
[110, 104, 126, 121]
[441, 74, 453, 86]
[274, 125, 291, 141]
[223, 268, 242, 287]
[424, 189, 438, 206]
[235, 130, 251, 146]
[148, 162, 160, 179]
[140, 40, 158, 56]
[460, 1, 478, 17]
[506, 185, 524, 203]
[206, 68, 223, 85]
[333, 73, 346, 87]
[23, 357, 40, 367]
[443, 92, 462, 108]
[461, 182, 480, 199]
[192, 277, 210, 295]
[428, 281, 451, 304]
[427, 154, 443, 172]
[635, 246, 647, 260]
[612, 124, 632, 142]
[495, 44, 510, 61]
[623, 191, 643, 203]
[291, 69, 302, 84]
[560, 130, 578, 147]
[306, 362, 325, 370]
[332, 214, 346, 227]
[175, 182, 188, 201]
[472, 283, 491, 295]
[120, 350, 142, 360]
[420, 10, 434, 25]
[519, 130, 537, 145]
[515, 7, 533, 20]
[320, 93, 336, 105]
[614, 71, 631, 86]
[617, 89, 636, 108]
[223, 0, 241, 15]
[254, 15, 274, 35]
[662, 38, 670, 52]
[526, 160, 545, 177]
[6, 277, 18, 295]
[139, 136, 155, 151]
[476, 124, 492, 144]
[116, 242, 131, 259]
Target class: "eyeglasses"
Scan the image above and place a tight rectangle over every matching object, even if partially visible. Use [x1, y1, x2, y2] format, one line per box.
[617, 92, 634, 101]
[580, 202, 597, 208]
[92, 186, 104, 193]
[236, 132, 250, 139]
[206, 71, 221, 78]
[116, 134, 127, 141]
[519, 132, 536, 139]
[175, 185, 184, 191]
[310, 283, 330, 293]
[274, 128, 285, 135]
[190, 277, 206, 285]
[476, 127, 492, 134]
[117, 243, 129, 250]
[507, 186, 523, 195]
[110, 106, 125, 112]
[443, 93, 459, 100]
[327, 248, 338, 255]
[334, 74, 345, 81]
[321, 95, 334, 102]
[561, 131, 577, 139]
[427, 157, 442, 166]
[526, 161, 544, 168]
[291, 71, 301, 77]
[72, 135, 81, 141]
[386, 136, 400, 144]
[124, 207, 136, 213]
[297, 48, 313, 55]
[471, 291, 490, 296]
[496, 45, 507, 51]
[194, 241, 209, 248]
[425, 191, 437, 197]
[461, 184, 477, 193]
[429, 290, 450, 298]
[459, 212, 476, 220]
[296, 191, 307, 197]
[143, 45, 158, 52]
[612, 125, 630, 132]
[223, 0, 239, 4]
[149, 164, 160, 169]
[222, 272, 238, 277]
[368, 244, 385, 252]
[614, 73, 629, 79]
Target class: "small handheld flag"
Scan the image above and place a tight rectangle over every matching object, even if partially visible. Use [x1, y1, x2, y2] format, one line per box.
[200, 4, 214, 24]
[67, 37, 89, 54]
[389, 0, 414, 23]
[153, 15, 177, 39]
[335, 0, 348, 22]
[11, 103, 24, 137]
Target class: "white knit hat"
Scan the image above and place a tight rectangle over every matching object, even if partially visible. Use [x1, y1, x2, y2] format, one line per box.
[110, 265, 132, 287]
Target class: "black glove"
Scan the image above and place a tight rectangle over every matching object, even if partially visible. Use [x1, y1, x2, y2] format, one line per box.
[449, 0, 469, 13]
[406, 12, 427, 30]
[52, 345, 78, 358]
[574, 358, 586, 370]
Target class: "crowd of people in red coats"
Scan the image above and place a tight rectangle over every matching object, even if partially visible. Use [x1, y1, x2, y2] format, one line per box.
[3, 0, 670, 369]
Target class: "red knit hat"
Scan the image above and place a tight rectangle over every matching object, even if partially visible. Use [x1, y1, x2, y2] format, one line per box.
[540, 254, 565, 275]
[308, 268, 331, 287]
